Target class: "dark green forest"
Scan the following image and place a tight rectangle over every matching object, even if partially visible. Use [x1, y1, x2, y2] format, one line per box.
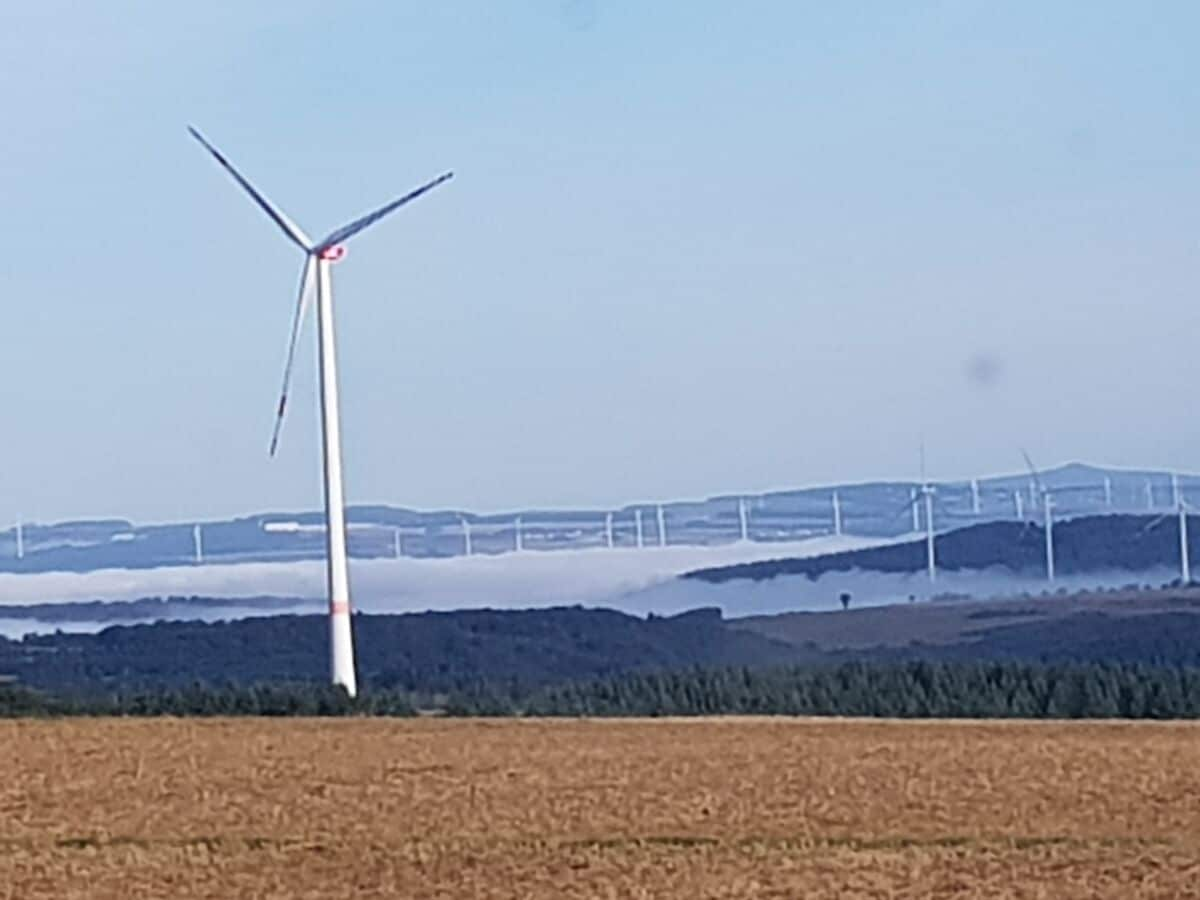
[9, 603, 1200, 697]
[6, 661, 1200, 720]
[0, 606, 802, 693]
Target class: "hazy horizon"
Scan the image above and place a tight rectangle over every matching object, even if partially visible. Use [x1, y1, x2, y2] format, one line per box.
[3, 2, 1199, 523]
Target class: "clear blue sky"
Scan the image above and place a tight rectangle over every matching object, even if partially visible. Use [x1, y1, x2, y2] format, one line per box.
[2, 2, 1199, 523]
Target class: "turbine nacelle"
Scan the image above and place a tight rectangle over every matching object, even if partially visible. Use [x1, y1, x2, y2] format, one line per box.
[187, 125, 451, 457]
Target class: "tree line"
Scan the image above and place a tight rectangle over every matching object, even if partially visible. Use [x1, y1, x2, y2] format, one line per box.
[6, 661, 1200, 719]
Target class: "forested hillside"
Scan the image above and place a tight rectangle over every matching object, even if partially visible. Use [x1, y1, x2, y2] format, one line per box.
[7, 591, 1200, 697]
[0, 606, 801, 693]
[687, 514, 1193, 583]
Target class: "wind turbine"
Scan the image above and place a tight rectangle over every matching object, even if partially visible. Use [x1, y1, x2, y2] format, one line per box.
[831, 490, 843, 537]
[898, 484, 937, 582]
[1019, 453, 1101, 583]
[898, 448, 938, 582]
[1019, 451, 1059, 582]
[189, 127, 453, 698]
[737, 498, 750, 543]
[1142, 473, 1193, 584]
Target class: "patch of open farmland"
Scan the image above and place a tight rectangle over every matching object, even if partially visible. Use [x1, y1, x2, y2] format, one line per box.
[3, 719, 1200, 898]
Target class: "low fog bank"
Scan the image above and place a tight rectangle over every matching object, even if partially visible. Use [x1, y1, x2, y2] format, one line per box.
[0, 533, 1172, 638]
[0, 536, 888, 635]
[0, 602, 320, 640]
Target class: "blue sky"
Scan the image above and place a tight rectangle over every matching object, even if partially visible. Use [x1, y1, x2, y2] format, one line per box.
[2, 2, 1199, 522]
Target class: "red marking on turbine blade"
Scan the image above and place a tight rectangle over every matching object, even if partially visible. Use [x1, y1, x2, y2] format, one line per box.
[320, 245, 346, 262]
[330, 600, 351, 616]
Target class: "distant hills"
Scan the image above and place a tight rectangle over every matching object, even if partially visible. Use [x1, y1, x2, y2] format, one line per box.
[0, 462, 1190, 573]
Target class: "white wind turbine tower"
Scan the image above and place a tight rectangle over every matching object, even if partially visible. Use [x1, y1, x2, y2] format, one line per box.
[1142, 473, 1192, 584]
[831, 490, 843, 537]
[899, 449, 937, 582]
[604, 512, 614, 549]
[192, 524, 204, 564]
[189, 127, 452, 698]
[899, 484, 937, 582]
[1019, 452, 1098, 584]
[635, 509, 645, 548]
[1020, 452, 1056, 582]
[461, 517, 473, 557]
[656, 504, 668, 548]
[737, 498, 750, 543]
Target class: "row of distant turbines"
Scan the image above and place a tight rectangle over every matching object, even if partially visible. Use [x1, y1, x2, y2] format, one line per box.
[8, 465, 1190, 568]
[906, 456, 1194, 588]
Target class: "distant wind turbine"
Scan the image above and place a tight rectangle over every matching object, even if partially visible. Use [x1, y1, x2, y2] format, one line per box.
[1019, 452, 1097, 583]
[898, 448, 938, 582]
[1142, 473, 1193, 584]
[189, 126, 452, 698]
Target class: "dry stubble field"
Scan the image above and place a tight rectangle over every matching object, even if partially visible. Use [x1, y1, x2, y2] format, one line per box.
[3, 718, 1200, 899]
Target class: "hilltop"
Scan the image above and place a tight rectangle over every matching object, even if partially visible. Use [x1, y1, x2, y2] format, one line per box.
[685, 514, 1193, 583]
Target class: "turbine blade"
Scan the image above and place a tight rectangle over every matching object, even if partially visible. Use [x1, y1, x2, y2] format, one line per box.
[895, 493, 922, 519]
[1140, 513, 1171, 536]
[188, 126, 312, 250]
[269, 255, 317, 456]
[1020, 448, 1046, 496]
[316, 171, 453, 251]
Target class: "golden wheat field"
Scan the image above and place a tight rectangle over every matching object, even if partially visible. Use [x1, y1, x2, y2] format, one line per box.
[4, 718, 1200, 899]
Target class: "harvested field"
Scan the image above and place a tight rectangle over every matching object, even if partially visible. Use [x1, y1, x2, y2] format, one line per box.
[3, 719, 1200, 898]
